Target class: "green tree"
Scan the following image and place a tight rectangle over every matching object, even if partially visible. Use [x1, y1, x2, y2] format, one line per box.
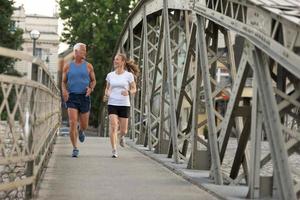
[0, 0, 23, 75]
[59, 0, 137, 126]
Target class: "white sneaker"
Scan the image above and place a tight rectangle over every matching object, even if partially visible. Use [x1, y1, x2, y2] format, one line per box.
[112, 149, 118, 158]
[120, 136, 126, 147]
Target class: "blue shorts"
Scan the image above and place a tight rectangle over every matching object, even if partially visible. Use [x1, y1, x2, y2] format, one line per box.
[66, 93, 91, 113]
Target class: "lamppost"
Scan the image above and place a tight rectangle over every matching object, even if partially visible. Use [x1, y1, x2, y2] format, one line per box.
[25, 29, 40, 198]
[30, 29, 40, 81]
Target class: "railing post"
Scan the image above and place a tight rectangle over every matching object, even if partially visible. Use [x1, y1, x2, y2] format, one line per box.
[25, 123, 34, 199]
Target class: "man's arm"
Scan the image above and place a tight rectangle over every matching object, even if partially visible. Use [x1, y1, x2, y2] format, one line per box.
[61, 64, 69, 102]
[86, 63, 96, 96]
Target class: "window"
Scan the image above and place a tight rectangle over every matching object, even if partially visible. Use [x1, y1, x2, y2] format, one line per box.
[35, 48, 42, 58]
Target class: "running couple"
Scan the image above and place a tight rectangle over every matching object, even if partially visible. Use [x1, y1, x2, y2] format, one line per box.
[62, 42, 139, 158]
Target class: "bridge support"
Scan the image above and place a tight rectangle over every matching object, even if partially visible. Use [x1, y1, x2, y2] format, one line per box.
[113, 0, 300, 198]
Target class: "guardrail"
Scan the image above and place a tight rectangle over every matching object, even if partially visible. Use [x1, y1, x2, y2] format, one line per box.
[0, 47, 60, 199]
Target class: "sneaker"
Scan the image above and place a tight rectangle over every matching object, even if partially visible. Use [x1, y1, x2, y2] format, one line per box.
[72, 148, 79, 157]
[119, 136, 126, 147]
[78, 129, 85, 143]
[112, 149, 118, 158]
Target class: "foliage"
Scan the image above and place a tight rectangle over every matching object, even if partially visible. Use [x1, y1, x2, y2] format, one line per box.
[59, 0, 138, 126]
[0, 0, 23, 74]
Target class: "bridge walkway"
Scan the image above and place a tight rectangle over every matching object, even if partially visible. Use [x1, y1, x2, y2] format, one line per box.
[37, 136, 218, 200]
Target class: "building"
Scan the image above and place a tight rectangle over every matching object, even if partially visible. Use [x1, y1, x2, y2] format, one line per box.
[12, 5, 60, 82]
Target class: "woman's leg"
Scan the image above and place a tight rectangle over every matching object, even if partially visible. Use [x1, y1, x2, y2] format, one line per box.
[109, 114, 119, 151]
[119, 117, 128, 147]
[119, 106, 130, 137]
[119, 117, 129, 136]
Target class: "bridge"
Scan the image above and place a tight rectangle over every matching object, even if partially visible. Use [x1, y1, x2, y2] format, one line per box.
[1, 0, 300, 199]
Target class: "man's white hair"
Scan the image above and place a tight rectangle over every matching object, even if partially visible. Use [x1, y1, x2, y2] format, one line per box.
[73, 43, 86, 51]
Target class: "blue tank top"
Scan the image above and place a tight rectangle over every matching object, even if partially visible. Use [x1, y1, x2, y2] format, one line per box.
[67, 61, 90, 94]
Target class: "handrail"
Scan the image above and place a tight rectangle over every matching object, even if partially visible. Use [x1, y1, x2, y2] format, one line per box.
[0, 46, 60, 199]
[0, 47, 59, 94]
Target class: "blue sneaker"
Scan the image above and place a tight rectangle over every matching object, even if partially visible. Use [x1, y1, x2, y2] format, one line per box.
[78, 129, 85, 143]
[72, 148, 79, 157]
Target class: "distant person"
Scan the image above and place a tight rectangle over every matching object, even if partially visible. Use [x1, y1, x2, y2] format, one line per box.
[104, 53, 139, 158]
[62, 43, 96, 157]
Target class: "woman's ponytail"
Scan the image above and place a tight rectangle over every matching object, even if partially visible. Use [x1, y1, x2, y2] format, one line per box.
[125, 59, 140, 77]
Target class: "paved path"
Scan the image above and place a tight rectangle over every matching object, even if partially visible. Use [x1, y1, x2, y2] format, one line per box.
[37, 136, 219, 200]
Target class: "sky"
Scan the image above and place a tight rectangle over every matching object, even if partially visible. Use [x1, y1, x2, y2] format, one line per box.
[14, 0, 58, 16]
[14, 0, 69, 53]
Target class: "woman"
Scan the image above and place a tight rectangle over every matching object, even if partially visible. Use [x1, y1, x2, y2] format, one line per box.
[104, 53, 139, 158]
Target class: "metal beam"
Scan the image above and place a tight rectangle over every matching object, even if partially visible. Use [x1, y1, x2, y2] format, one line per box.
[197, 15, 223, 184]
[192, 2, 300, 79]
[250, 44, 296, 200]
[142, 5, 153, 150]
[218, 51, 250, 161]
[163, 0, 179, 163]
[248, 79, 263, 199]
[189, 23, 204, 169]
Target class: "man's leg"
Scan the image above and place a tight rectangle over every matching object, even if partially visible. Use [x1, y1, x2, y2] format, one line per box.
[78, 112, 89, 142]
[109, 114, 119, 157]
[119, 117, 128, 147]
[78, 95, 91, 142]
[79, 112, 89, 130]
[68, 108, 79, 156]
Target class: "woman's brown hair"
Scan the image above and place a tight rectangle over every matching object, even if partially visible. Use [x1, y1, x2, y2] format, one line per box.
[117, 53, 140, 77]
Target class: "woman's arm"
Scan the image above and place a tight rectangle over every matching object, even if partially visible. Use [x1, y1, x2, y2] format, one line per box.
[103, 82, 110, 102]
[121, 81, 136, 96]
[128, 81, 137, 95]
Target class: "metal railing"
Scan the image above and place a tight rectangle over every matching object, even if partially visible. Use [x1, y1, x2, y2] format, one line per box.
[0, 47, 60, 199]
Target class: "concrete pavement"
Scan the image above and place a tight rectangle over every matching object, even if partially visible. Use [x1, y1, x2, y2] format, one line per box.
[37, 136, 219, 200]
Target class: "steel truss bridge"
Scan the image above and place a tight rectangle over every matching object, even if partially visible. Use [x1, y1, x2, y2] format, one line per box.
[0, 0, 300, 199]
[111, 0, 300, 199]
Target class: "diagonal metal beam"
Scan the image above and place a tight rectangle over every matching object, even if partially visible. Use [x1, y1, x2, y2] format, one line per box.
[219, 50, 250, 162]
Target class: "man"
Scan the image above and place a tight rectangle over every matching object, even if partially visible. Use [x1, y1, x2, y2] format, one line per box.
[61, 43, 96, 157]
